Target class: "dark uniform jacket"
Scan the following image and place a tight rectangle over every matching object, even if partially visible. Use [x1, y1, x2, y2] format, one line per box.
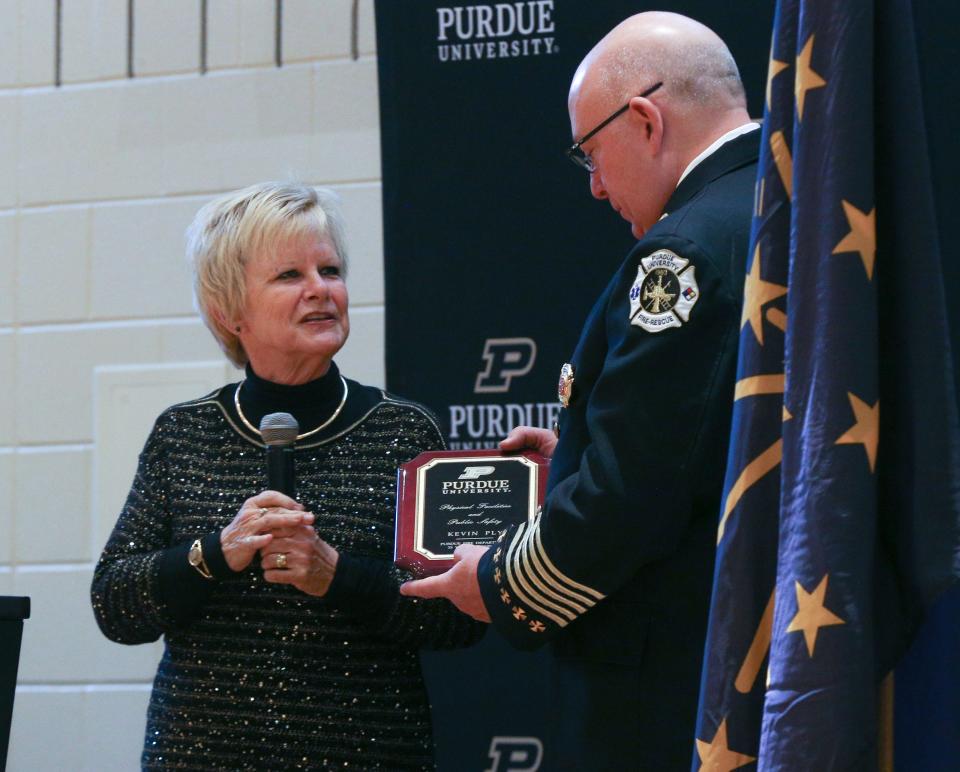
[477, 130, 760, 770]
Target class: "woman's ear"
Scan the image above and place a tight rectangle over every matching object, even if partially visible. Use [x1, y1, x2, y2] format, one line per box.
[211, 305, 240, 335]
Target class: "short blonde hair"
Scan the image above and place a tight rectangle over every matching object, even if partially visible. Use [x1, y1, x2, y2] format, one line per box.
[186, 182, 349, 367]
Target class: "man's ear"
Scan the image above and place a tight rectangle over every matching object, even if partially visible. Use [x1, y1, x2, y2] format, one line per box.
[628, 95, 664, 151]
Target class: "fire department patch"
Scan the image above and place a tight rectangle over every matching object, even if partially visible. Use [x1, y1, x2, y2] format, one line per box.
[628, 249, 700, 333]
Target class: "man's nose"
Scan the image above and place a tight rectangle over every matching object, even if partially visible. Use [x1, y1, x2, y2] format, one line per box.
[589, 172, 607, 200]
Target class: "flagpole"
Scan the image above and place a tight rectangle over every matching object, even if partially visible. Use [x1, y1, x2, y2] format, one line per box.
[877, 673, 893, 771]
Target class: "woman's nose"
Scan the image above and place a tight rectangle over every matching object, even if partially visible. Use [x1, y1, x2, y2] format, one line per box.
[304, 272, 329, 299]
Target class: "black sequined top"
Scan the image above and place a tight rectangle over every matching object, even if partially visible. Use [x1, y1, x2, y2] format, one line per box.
[91, 363, 483, 770]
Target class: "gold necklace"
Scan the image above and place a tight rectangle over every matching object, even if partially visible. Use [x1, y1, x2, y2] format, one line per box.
[234, 375, 349, 441]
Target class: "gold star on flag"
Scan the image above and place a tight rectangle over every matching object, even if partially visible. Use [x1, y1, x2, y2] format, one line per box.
[500, 588, 511, 605]
[795, 35, 827, 120]
[836, 392, 879, 472]
[741, 245, 788, 345]
[786, 575, 845, 656]
[494, 567, 502, 584]
[832, 201, 877, 279]
[766, 52, 789, 108]
[529, 620, 546, 633]
[512, 606, 527, 621]
[696, 719, 756, 771]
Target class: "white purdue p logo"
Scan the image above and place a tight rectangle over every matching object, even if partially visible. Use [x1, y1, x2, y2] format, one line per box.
[458, 466, 496, 480]
[474, 338, 537, 393]
[486, 736, 543, 772]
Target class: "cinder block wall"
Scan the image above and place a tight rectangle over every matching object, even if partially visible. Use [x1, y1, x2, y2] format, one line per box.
[1, 2, 383, 768]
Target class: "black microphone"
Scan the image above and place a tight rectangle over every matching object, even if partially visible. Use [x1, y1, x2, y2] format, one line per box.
[260, 412, 299, 497]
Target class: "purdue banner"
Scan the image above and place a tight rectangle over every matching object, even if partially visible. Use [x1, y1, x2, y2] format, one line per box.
[374, 2, 771, 769]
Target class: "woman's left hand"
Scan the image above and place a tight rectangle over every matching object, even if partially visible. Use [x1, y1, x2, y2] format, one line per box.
[260, 526, 339, 597]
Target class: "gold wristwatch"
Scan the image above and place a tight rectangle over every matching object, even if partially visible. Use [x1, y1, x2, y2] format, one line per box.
[188, 538, 213, 580]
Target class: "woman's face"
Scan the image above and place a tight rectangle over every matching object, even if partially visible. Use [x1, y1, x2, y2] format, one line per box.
[235, 230, 349, 383]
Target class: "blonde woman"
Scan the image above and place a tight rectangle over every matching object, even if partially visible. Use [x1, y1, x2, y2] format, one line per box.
[92, 182, 482, 770]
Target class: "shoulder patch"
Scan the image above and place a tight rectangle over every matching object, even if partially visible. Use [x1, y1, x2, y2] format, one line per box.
[627, 249, 700, 333]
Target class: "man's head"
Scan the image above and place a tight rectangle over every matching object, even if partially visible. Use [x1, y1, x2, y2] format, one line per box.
[567, 12, 749, 238]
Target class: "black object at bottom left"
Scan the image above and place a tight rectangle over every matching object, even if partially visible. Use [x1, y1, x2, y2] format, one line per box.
[0, 596, 30, 771]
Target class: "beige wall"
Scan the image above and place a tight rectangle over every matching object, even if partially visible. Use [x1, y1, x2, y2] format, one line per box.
[1, 1, 383, 768]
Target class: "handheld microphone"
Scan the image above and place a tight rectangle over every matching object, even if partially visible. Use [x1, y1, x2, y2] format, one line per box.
[260, 413, 299, 498]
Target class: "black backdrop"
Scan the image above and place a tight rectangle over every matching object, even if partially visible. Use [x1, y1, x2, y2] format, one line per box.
[888, 2, 960, 767]
[377, 2, 772, 438]
[374, 2, 773, 768]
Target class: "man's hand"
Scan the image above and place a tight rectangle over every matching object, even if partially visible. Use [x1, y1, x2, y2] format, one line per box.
[400, 544, 492, 622]
[500, 425, 558, 458]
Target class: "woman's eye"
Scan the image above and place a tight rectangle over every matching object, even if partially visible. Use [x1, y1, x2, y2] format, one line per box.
[320, 266, 341, 277]
[277, 270, 299, 280]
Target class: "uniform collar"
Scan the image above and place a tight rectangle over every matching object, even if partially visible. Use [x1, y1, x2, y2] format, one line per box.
[661, 126, 761, 219]
[677, 123, 760, 187]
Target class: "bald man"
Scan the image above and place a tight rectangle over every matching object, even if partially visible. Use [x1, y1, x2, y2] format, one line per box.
[403, 12, 758, 768]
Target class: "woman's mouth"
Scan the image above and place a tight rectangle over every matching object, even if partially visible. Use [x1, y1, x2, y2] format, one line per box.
[301, 313, 334, 324]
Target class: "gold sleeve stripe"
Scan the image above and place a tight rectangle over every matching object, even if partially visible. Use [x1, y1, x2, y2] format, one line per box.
[513, 523, 586, 622]
[510, 555, 579, 623]
[519, 529, 592, 615]
[511, 527, 586, 620]
[530, 526, 606, 602]
[522, 527, 599, 613]
[503, 525, 569, 627]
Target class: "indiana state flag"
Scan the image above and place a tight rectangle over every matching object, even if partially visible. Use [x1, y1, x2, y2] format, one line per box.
[694, 0, 960, 768]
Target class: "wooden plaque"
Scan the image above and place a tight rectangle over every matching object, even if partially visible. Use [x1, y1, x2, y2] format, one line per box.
[395, 450, 549, 576]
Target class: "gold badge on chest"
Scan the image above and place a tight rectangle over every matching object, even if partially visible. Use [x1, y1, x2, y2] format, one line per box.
[558, 363, 575, 408]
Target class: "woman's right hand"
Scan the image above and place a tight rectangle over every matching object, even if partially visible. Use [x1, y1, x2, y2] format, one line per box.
[220, 491, 314, 572]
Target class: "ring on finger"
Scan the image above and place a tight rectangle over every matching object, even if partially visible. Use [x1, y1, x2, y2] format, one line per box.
[275, 553, 287, 570]
[257, 507, 268, 518]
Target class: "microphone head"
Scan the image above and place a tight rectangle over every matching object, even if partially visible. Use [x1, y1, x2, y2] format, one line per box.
[259, 412, 299, 447]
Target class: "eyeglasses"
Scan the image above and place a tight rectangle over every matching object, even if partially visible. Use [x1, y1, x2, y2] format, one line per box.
[565, 81, 664, 172]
